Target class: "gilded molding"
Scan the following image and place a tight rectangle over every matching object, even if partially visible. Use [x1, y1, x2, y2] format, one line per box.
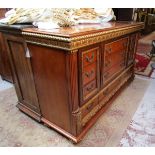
[22, 23, 144, 52]
[72, 109, 82, 134]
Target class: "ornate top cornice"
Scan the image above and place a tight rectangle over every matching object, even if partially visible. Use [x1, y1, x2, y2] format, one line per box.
[22, 22, 144, 52]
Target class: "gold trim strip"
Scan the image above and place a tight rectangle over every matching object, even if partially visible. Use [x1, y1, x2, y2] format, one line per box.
[22, 24, 144, 51]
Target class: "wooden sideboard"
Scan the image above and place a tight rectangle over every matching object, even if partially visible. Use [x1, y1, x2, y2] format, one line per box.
[0, 21, 144, 143]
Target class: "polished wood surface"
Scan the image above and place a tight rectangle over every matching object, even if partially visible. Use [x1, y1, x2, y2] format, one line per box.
[29, 44, 71, 133]
[23, 21, 143, 37]
[3, 33, 41, 119]
[0, 32, 13, 82]
[0, 21, 143, 143]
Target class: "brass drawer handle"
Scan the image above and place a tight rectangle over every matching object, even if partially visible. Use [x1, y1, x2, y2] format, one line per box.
[85, 53, 95, 63]
[87, 102, 94, 111]
[106, 47, 112, 54]
[86, 83, 94, 91]
[105, 60, 111, 67]
[85, 70, 94, 78]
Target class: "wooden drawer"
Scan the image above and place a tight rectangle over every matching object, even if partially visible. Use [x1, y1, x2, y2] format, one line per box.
[83, 80, 97, 100]
[82, 47, 98, 67]
[105, 37, 128, 56]
[104, 50, 126, 71]
[103, 61, 125, 83]
[123, 65, 134, 79]
[99, 71, 123, 101]
[82, 62, 96, 86]
[81, 97, 99, 118]
[79, 45, 100, 105]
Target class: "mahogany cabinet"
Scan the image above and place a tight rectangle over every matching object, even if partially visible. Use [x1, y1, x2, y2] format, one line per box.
[0, 21, 144, 143]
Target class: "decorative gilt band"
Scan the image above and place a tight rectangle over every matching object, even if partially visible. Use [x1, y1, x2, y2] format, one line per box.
[22, 23, 144, 52]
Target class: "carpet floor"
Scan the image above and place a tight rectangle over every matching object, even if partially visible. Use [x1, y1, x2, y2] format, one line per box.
[119, 78, 155, 146]
[0, 76, 151, 146]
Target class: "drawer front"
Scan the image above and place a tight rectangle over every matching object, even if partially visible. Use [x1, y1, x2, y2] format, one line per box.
[104, 50, 126, 71]
[103, 61, 125, 83]
[100, 65, 133, 101]
[81, 97, 99, 118]
[79, 45, 100, 106]
[83, 80, 97, 99]
[82, 48, 98, 67]
[82, 63, 96, 86]
[105, 37, 128, 56]
[123, 65, 134, 79]
[99, 74, 121, 101]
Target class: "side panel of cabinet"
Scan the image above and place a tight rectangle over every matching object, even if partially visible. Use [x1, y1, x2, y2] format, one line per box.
[127, 33, 139, 66]
[3, 34, 41, 115]
[0, 32, 13, 83]
[28, 44, 71, 133]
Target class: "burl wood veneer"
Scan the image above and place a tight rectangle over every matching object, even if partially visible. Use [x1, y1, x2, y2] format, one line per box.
[0, 21, 144, 143]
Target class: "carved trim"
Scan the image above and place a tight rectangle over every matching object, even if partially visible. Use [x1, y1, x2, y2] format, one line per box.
[24, 36, 71, 50]
[72, 110, 82, 134]
[22, 24, 144, 51]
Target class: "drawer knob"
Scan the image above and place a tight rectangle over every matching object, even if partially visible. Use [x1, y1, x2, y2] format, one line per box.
[105, 60, 111, 67]
[87, 102, 94, 111]
[85, 53, 95, 63]
[106, 47, 112, 54]
[85, 70, 94, 78]
[86, 83, 94, 91]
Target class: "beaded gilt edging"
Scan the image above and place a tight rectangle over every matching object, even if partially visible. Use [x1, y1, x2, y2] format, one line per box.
[22, 24, 144, 51]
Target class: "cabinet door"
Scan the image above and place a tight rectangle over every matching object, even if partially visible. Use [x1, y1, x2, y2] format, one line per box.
[4, 34, 41, 115]
[78, 44, 100, 106]
[127, 33, 138, 66]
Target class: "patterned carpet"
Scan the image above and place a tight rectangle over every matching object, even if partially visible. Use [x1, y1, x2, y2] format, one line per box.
[0, 77, 150, 146]
[135, 31, 155, 77]
[119, 78, 155, 146]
